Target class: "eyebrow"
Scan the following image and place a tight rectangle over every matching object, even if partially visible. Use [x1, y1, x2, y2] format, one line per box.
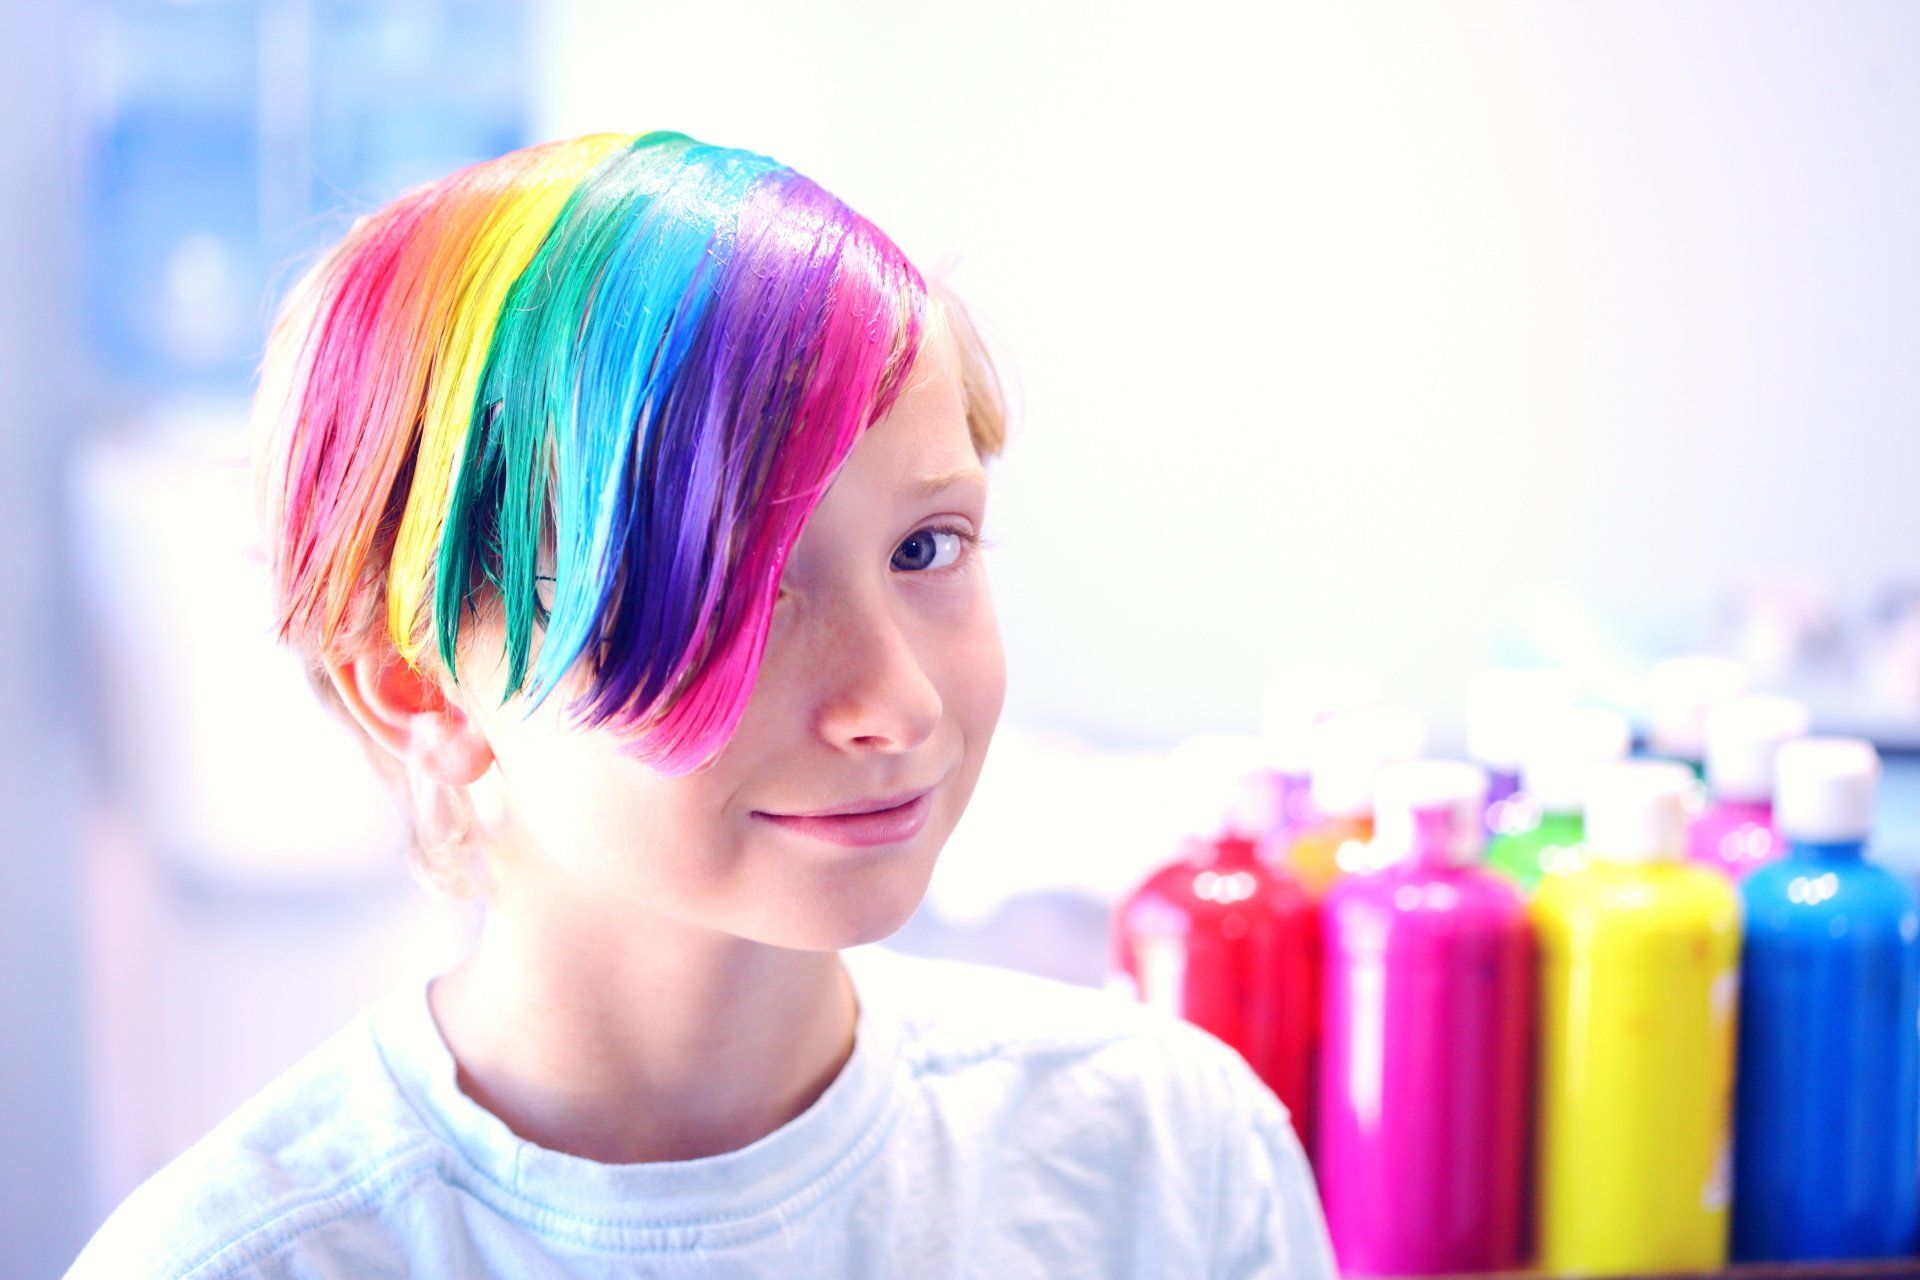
[901, 465, 989, 500]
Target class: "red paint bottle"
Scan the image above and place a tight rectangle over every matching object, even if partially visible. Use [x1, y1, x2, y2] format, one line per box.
[1111, 827, 1321, 1144]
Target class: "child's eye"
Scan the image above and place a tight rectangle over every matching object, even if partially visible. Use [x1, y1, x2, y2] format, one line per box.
[891, 523, 979, 577]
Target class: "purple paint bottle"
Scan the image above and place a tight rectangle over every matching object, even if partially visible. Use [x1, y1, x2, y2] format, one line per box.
[1690, 693, 1810, 877]
[1467, 668, 1578, 826]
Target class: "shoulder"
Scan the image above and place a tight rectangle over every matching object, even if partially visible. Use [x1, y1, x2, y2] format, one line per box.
[66, 1001, 442, 1280]
[848, 945, 1336, 1277]
[849, 941, 1288, 1146]
[853, 941, 1254, 1068]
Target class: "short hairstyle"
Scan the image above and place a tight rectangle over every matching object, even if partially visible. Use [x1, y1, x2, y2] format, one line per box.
[251, 130, 1007, 893]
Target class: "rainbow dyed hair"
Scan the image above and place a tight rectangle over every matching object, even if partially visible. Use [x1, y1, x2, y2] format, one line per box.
[255, 130, 1005, 783]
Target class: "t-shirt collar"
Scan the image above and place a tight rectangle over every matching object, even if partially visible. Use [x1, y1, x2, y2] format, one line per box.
[369, 944, 906, 1235]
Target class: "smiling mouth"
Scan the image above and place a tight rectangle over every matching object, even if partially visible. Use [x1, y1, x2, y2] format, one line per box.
[760, 787, 933, 819]
[751, 789, 936, 848]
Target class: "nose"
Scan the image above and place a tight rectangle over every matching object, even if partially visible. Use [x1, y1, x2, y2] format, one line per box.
[812, 588, 943, 754]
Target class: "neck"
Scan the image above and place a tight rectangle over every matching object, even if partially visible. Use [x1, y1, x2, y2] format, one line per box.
[427, 867, 858, 1165]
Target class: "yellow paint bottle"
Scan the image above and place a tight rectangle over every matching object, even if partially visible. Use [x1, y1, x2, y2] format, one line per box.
[1531, 759, 1741, 1275]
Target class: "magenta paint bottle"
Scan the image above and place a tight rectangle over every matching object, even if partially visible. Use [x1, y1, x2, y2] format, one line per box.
[1689, 693, 1810, 877]
[1317, 760, 1535, 1276]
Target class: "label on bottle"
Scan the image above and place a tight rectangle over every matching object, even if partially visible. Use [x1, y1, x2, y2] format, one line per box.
[1711, 969, 1739, 1020]
[1703, 1136, 1731, 1213]
[1704, 968, 1738, 1213]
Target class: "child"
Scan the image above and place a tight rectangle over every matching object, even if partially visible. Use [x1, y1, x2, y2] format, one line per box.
[69, 131, 1336, 1278]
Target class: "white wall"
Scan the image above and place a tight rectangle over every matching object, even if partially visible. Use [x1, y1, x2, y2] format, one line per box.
[537, 0, 1920, 747]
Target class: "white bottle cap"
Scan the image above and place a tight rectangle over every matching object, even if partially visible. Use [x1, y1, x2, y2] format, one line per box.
[1584, 759, 1696, 862]
[1466, 668, 1580, 773]
[1704, 694, 1812, 803]
[1519, 706, 1633, 813]
[1647, 655, 1750, 760]
[1259, 665, 1385, 774]
[1774, 736, 1881, 843]
[1373, 759, 1490, 867]
[1308, 706, 1427, 817]
[1163, 732, 1272, 841]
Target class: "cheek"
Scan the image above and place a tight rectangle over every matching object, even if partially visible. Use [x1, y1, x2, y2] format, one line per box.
[931, 579, 1007, 737]
[483, 715, 738, 896]
[491, 733, 627, 863]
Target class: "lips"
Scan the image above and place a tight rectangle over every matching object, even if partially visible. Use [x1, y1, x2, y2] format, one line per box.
[752, 789, 935, 848]
[773, 788, 934, 819]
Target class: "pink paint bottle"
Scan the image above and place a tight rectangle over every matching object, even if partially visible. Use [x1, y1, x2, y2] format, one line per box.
[1689, 693, 1810, 877]
[1317, 760, 1535, 1276]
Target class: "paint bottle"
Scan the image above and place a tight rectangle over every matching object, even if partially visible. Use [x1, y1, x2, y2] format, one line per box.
[1647, 655, 1749, 779]
[1467, 667, 1578, 820]
[1111, 736, 1321, 1140]
[1688, 693, 1811, 877]
[1255, 665, 1384, 847]
[1485, 707, 1631, 891]
[1283, 706, 1425, 897]
[1532, 760, 1741, 1275]
[1732, 737, 1920, 1262]
[1317, 760, 1534, 1276]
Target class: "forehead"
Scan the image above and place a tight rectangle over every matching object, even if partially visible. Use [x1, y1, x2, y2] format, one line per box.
[849, 322, 981, 483]
[871, 322, 983, 462]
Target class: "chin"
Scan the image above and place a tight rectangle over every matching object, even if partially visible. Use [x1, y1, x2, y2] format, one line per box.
[743, 907, 920, 954]
[752, 846, 940, 952]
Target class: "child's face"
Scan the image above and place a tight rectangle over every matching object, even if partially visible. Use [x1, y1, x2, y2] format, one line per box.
[455, 326, 1005, 949]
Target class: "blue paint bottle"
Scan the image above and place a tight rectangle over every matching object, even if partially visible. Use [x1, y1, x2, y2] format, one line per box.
[1732, 737, 1920, 1261]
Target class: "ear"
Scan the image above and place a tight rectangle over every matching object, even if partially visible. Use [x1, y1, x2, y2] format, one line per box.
[324, 643, 495, 788]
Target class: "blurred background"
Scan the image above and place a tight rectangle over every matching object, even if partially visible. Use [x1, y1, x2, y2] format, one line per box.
[8, 1, 1920, 1272]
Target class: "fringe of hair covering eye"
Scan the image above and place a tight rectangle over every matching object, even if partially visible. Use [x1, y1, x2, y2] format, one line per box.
[254, 130, 929, 776]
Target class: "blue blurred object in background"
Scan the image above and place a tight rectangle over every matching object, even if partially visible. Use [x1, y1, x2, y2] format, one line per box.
[75, 0, 532, 396]
[13, 6, 535, 1273]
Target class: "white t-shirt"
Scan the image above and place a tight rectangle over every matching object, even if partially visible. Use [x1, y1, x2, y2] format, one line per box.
[67, 942, 1336, 1278]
